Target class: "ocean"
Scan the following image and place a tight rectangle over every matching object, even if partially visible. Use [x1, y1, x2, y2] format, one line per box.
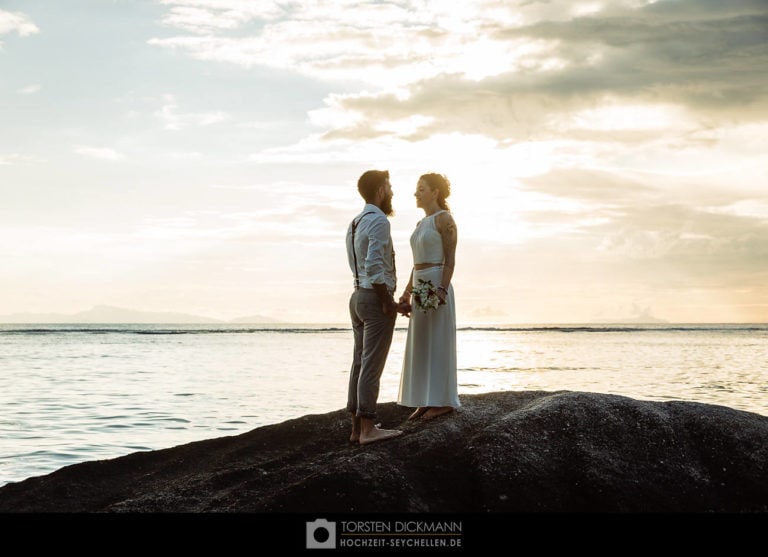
[1, 323, 766, 487]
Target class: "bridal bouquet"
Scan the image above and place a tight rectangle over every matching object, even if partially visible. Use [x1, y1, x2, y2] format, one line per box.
[412, 278, 441, 313]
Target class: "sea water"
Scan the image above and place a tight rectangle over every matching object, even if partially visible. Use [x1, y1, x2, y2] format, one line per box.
[1, 323, 766, 486]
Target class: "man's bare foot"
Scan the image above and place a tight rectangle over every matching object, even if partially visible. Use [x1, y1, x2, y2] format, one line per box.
[422, 406, 454, 420]
[349, 416, 361, 443]
[408, 407, 428, 420]
[358, 417, 402, 445]
[359, 427, 403, 445]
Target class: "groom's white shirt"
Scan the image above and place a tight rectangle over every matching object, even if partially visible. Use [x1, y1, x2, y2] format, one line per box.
[346, 203, 396, 294]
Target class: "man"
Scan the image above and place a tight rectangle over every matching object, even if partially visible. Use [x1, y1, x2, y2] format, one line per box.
[346, 169, 408, 445]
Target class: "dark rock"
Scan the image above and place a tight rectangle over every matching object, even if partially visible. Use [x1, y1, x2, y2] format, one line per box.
[1, 391, 767, 513]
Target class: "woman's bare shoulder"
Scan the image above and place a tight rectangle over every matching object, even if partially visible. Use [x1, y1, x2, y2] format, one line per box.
[435, 210, 456, 230]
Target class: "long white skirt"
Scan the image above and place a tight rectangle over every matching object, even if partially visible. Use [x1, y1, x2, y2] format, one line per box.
[398, 266, 460, 408]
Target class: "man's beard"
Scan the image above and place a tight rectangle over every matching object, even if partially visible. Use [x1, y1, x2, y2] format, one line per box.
[381, 195, 394, 216]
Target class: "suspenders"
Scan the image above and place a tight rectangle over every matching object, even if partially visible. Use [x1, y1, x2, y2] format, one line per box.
[351, 211, 375, 289]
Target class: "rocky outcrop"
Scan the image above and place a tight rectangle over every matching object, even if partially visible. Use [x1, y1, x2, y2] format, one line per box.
[1, 390, 767, 513]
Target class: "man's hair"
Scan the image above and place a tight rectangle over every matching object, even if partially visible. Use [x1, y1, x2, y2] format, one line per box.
[357, 170, 389, 202]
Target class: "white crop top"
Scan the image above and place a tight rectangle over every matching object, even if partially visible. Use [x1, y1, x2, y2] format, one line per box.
[410, 210, 446, 264]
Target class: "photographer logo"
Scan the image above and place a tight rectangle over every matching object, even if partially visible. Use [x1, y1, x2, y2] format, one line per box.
[306, 519, 336, 549]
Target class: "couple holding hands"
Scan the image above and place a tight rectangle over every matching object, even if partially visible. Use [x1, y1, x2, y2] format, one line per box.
[346, 169, 460, 445]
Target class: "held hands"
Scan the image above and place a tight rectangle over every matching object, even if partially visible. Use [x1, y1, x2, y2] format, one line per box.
[379, 287, 413, 317]
[397, 291, 412, 318]
[396, 301, 412, 318]
[383, 299, 411, 317]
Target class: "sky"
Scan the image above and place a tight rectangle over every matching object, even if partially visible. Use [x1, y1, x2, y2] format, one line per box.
[1, 0, 767, 324]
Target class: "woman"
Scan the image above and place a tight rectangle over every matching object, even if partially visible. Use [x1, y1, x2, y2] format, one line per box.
[397, 173, 460, 420]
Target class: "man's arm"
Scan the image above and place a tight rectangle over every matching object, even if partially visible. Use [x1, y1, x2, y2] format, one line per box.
[366, 217, 397, 315]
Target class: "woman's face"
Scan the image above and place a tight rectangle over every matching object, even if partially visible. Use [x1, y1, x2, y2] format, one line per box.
[414, 179, 436, 208]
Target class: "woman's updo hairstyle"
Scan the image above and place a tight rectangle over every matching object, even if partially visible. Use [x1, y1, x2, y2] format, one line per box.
[419, 173, 450, 210]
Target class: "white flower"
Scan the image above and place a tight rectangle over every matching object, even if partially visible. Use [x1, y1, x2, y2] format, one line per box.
[412, 279, 441, 313]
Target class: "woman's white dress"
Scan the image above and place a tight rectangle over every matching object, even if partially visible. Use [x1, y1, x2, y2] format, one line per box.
[398, 210, 460, 408]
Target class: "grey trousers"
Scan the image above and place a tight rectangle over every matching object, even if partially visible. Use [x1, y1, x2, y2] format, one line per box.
[347, 288, 397, 419]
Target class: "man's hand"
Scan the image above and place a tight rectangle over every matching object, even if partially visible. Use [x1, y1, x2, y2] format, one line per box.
[382, 299, 398, 316]
[373, 283, 399, 317]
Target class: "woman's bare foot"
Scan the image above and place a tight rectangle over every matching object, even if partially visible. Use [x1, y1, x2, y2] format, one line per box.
[408, 407, 428, 420]
[422, 406, 454, 420]
[359, 417, 402, 445]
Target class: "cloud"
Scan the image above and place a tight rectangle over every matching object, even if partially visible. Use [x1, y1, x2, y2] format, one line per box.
[0, 9, 39, 38]
[148, 0, 550, 85]
[132, 200, 349, 248]
[596, 203, 768, 272]
[155, 94, 229, 130]
[496, 3, 768, 109]
[73, 145, 125, 161]
[17, 84, 41, 95]
[0, 153, 37, 165]
[490, 163, 768, 300]
[301, 1, 768, 142]
[519, 168, 658, 204]
[157, 0, 284, 34]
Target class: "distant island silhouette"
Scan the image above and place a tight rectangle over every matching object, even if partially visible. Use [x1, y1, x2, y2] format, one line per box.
[0, 305, 282, 324]
[591, 307, 668, 324]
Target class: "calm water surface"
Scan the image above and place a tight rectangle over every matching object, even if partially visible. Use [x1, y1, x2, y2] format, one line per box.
[1, 323, 766, 486]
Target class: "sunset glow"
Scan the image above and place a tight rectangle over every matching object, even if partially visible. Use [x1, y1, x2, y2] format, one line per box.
[1, 1, 766, 324]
